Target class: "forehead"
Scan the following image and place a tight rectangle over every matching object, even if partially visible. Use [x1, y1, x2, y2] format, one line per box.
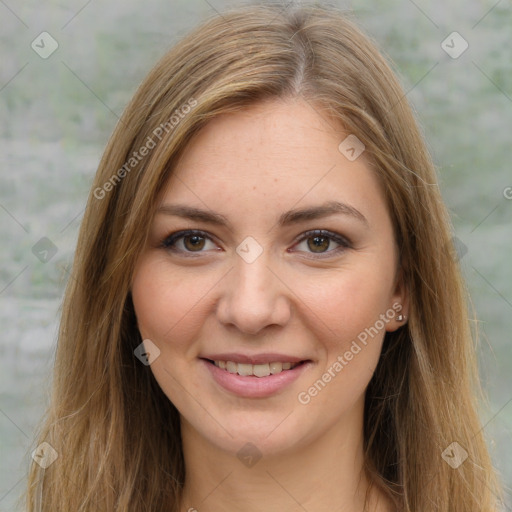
[160, 98, 389, 228]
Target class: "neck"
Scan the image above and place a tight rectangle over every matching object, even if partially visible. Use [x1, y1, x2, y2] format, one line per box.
[178, 398, 393, 512]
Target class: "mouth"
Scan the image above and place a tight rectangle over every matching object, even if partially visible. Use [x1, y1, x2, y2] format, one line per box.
[199, 356, 313, 398]
[202, 358, 308, 377]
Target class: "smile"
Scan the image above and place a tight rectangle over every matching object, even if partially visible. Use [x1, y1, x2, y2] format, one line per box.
[201, 358, 312, 398]
[210, 360, 301, 377]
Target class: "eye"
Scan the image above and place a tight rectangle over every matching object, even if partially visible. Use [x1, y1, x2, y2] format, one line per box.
[292, 230, 351, 257]
[161, 230, 220, 255]
[160, 229, 352, 258]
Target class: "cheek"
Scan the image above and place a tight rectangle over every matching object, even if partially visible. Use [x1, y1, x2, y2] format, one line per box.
[301, 264, 393, 346]
[131, 257, 212, 349]
[294, 259, 394, 404]
[295, 280, 387, 413]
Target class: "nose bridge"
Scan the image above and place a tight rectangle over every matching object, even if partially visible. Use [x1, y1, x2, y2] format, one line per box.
[234, 251, 274, 299]
[217, 243, 290, 334]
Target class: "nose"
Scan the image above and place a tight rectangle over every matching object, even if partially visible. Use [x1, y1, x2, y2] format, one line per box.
[215, 251, 292, 336]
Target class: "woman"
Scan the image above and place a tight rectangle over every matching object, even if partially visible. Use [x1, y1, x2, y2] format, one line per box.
[25, 2, 503, 511]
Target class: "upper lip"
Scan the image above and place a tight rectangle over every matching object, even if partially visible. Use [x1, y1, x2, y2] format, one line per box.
[200, 353, 309, 365]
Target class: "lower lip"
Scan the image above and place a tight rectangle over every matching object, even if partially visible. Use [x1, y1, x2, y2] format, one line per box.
[201, 359, 312, 398]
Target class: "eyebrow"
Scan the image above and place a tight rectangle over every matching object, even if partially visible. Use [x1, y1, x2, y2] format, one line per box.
[156, 200, 369, 229]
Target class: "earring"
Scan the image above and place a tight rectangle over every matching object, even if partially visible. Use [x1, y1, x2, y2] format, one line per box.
[397, 314, 406, 322]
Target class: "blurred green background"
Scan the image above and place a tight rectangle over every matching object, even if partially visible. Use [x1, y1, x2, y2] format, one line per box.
[0, 0, 511, 509]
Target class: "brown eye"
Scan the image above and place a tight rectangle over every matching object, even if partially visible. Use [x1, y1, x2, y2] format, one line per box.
[161, 230, 218, 255]
[183, 235, 206, 251]
[307, 235, 331, 253]
[292, 230, 351, 258]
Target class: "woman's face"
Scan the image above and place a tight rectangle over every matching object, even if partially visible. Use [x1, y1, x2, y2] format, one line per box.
[131, 98, 407, 457]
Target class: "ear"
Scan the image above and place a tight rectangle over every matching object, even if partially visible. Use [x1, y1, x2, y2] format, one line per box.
[385, 268, 409, 332]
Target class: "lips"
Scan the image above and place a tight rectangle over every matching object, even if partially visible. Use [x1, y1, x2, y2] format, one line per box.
[199, 354, 313, 398]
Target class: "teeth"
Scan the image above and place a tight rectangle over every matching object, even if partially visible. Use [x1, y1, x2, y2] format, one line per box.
[269, 362, 282, 374]
[237, 363, 253, 376]
[213, 360, 300, 377]
[226, 361, 237, 373]
[253, 363, 270, 377]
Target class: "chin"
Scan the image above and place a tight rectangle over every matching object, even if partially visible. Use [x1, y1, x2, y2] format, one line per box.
[184, 407, 316, 459]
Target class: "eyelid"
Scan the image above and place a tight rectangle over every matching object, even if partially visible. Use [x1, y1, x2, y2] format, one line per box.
[293, 229, 351, 246]
[289, 229, 352, 258]
[160, 229, 220, 253]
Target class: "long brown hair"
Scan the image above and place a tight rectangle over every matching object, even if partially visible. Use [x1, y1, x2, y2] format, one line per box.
[25, 3, 502, 510]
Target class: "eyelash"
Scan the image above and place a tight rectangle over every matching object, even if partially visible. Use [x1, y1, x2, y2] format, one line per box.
[160, 229, 352, 259]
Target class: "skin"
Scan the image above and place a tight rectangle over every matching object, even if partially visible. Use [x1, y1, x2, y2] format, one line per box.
[131, 97, 408, 512]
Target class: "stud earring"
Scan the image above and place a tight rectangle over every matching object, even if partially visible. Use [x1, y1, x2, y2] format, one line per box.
[397, 314, 406, 322]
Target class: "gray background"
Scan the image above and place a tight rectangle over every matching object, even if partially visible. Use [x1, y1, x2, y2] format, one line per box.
[0, 0, 511, 509]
